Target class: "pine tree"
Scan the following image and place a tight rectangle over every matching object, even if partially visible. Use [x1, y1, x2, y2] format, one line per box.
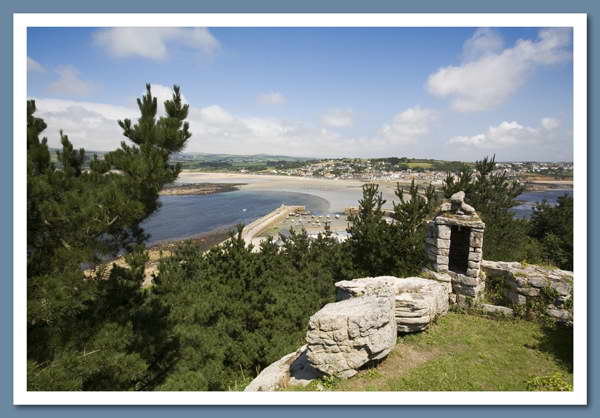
[442, 155, 540, 262]
[27, 84, 190, 390]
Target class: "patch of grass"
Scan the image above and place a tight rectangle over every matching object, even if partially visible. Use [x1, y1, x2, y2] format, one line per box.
[297, 313, 573, 392]
[406, 162, 433, 169]
[526, 372, 573, 391]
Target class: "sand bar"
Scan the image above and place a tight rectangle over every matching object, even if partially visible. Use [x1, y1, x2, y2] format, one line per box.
[178, 171, 407, 213]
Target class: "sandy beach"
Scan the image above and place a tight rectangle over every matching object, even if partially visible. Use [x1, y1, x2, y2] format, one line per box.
[178, 171, 406, 213]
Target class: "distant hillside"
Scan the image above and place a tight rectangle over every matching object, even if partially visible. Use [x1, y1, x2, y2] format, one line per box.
[170, 152, 314, 163]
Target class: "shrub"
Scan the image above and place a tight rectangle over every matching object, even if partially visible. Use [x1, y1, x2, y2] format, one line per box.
[526, 373, 573, 391]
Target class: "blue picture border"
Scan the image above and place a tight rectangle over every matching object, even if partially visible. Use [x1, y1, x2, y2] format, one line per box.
[2, 0, 596, 416]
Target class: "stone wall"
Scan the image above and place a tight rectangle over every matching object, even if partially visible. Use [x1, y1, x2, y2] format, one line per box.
[425, 191, 486, 302]
[481, 260, 573, 324]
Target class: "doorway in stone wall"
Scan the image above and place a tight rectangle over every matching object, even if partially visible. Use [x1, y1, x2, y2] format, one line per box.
[449, 225, 470, 274]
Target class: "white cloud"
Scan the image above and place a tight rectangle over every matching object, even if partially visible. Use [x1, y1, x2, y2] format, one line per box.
[31, 98, 136, 151]
[541, 117, 560, 130]
[427, 28, 572, 112]
[256, 91, 287, 105]
[93, 27, 220, 61]
[29, 95, 439, 158]
[321, 108, 353, 128]
[462, 28, 504, 62]
[195, 105, 235, 125]
[449, 117, 561, 149]
[27, 57, 46, 73]
[379, 106, 436, 144]
[47, 65, 95, 97]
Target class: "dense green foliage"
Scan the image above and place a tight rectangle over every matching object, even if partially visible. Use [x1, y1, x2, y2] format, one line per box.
[443, 156, 543, 263]
[28, 85, 190, 390]
[441, 156, 573, 268]
[150, 227, 349, 390]
[530, 194, 574, 270]
[345, 181, 437, 278]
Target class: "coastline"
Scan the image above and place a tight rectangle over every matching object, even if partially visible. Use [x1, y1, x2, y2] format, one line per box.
[159, 182, 245, 196]
[177, 171, 401, 212]
[177, 170, 574, 211]
[523, 180, 574, 191]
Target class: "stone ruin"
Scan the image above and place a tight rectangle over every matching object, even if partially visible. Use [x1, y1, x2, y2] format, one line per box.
[245, 277, 449, 390]
[424, 191, 486, 304]
[244, 191, 574, 391]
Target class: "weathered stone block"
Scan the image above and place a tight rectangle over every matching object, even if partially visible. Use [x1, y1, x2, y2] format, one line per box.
[421, 269, 452, 283]
[335, 277, 449, 335]
[466, 268, 480, 278]
[461, 202, 475, 214]
[470, 232, 483, 248]
[481, 304, 514, 317]
[432, 263, 448, 273]
[451, 273, 479, 287]
[453, 281, 484, 298]
[306, 290, 396, 379]
[450, 191, 465, 203]
[244, 345, 323, 391]
[437, 239, 450, 249]
[517, 287, 540, 297]
[468, 251, 482, 262]
[527, 276, 549, 288]
[437, 225, 451, 239]
[468, 260, 479, 269]
[435, 255, 449, 265]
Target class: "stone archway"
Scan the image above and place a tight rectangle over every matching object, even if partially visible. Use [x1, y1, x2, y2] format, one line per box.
[449, 225, 470, 274]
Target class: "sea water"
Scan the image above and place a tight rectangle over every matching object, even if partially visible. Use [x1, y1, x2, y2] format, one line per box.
[142, 188, 573, 245]
[141, 190, 330, 245]
[511, 189, 573, 219]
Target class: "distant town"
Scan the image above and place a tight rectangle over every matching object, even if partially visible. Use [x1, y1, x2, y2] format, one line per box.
[168, 153, 573, 185]
[53, 148, 573, 186]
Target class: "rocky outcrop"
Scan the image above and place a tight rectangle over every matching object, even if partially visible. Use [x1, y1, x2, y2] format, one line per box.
[335, 276, 449, 333]
[244, 345, 322, 391]
[393, 277, 449, 332]
[306, 282, 396, 378]
[481, 260, 573, 323]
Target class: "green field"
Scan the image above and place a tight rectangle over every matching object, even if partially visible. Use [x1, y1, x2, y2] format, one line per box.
[286, 312, 573, 392]
[406, 162, 434, 169]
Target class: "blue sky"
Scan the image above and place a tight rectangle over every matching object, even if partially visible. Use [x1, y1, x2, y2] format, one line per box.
[27, 27, 573, 161]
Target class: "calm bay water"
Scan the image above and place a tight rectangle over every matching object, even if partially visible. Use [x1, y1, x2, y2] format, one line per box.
[511, 189, 573, 219]
[141, 190, 330, 245]
[142, 188, 573, 245]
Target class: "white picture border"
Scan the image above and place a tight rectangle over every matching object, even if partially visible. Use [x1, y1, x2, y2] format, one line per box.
[13, 13, 588, 405]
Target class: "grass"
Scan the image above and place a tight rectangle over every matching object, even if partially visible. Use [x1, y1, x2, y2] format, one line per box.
[406, 162, 433, 169]
[287, 312, 572, 391]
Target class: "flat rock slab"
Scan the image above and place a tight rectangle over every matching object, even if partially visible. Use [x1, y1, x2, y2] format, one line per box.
[481, 303, 514, 317]
[336, 276, 449, 334]
[244, 345, 322, 391]
[306, 288, 396, 379]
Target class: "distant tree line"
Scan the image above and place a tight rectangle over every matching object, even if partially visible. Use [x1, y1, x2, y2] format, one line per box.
[26, 86, 573, 391]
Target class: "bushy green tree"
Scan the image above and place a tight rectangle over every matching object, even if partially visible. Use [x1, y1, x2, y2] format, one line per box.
[530, 194, 573, 270]
[27, 84, 189, 390]
[442, 155, 541, 262]
[345, 184, 394, 277]
[346, 181, 436, 278]
[151, 227, 346, 390]
[391, 180, 438, 275]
